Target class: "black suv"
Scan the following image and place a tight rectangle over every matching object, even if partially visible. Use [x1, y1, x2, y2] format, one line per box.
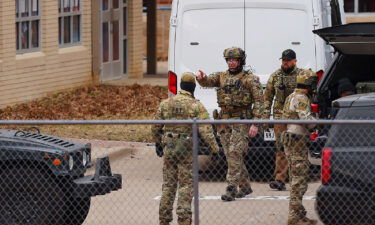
[0, 128, 122, 225]
[312, 23, 375, 225]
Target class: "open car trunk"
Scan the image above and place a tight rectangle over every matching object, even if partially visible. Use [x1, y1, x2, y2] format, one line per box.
[313, 23, 375, 118]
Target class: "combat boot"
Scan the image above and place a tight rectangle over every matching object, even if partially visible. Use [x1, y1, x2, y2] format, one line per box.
[160, 222, 169, 225]
[235, 187, 253, 198]
[301, 217, 317, 225]
[221, 185, 237, 201]
[270, 180, 286, 191]
[287, 218, 317, 225]
[178, 219, 191, 225]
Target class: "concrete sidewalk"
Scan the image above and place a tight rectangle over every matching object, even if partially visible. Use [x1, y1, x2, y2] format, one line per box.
[105, 61, 168, 86]
[69, 138, 149, 161]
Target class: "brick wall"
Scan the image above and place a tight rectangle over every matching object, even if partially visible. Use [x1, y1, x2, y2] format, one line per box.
[0, 0, 93, 107]
[128, 0, 143, 78]
[346, 15, 375, 23]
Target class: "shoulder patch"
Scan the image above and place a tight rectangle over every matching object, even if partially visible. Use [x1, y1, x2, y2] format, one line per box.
[296, 101, 308, 110]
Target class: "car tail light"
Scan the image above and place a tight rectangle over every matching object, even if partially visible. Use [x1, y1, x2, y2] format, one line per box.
[316, 70, 324, 83]
[311, 103, 319, 113]
[310, 131, 318, 141]
[168, 71, 177, 95]
[321, 148, 332, 184]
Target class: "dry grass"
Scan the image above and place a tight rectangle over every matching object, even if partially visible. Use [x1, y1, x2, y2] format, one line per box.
[0, 84, 168, 142]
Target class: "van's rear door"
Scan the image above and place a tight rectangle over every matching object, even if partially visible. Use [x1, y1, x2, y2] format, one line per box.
[244, 0, 317, 83]
[174, 2, 245, 113]
[313, 23, 375, 55]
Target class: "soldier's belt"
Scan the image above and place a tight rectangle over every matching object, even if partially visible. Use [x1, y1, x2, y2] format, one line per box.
[220, 111, 243, 118]
[284, 132, 307, 140]
[220, 106, 248, 113]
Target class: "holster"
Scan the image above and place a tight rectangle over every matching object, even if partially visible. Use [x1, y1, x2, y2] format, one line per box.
[286, 132, 303, 140]
[281, 131, 304, 148]
[212, 109, 225, 134]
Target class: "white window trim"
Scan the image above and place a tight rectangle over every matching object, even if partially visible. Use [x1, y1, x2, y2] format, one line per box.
[58, 0, 83, 47]
[123, 0, 128, 74]
[16, 0, 41, 54]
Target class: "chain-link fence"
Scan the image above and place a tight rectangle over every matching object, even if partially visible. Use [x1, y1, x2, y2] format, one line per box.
[0, 119, 374, 225]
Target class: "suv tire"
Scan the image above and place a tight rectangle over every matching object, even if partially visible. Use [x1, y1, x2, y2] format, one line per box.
[0, 165, 65, 225]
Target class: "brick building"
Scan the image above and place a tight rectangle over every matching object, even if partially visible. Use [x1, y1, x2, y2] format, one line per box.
[0, 0, 143, 107]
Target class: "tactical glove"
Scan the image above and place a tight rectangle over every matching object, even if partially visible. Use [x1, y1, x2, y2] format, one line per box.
[155, 143, 164, 157]
[211, 152, 219, 161]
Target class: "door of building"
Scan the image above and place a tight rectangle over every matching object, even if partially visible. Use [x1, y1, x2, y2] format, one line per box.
[101, 0, 127, 81]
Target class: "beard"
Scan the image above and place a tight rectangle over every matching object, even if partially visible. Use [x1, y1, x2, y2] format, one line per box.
[228, 66, 243, 75]
[281, 65, 295, 74]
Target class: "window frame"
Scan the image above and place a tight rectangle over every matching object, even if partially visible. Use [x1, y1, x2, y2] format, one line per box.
[123, 0, 128, 74]
[58, 0, 82, 47]
[16, 0, 41, 54]
[345, 0, 375, 15]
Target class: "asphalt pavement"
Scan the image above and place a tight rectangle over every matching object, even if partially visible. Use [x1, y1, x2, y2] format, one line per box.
[77, 140, 324, 225]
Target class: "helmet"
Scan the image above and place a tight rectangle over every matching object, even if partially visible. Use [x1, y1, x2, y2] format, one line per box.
[223, 47, 246, 66]
[181, 72, 196, 84]
[297, 70, 318, 89]
[223, 47, 246, 59]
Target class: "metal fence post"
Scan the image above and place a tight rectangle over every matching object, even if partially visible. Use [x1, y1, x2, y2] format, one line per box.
[192, 118, 199, 225]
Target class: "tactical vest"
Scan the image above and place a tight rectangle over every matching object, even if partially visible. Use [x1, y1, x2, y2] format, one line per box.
[282, 91, 307, 120]
[163, 94, 195, 134]
[282, 102, 299, 120]
[216, 72, 252, 108]
[274, 69, 301, 104]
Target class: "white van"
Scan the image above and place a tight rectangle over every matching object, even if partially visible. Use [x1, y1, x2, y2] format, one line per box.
[167, 0, 346, 177]
[168, 0, 345, 114]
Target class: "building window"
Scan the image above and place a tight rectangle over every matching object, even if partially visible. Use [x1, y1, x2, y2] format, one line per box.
[358, 0, 375, 12]
[16, 0, 40, 53]
[344, 0, 375, 13]
[58, 0, 81, 46]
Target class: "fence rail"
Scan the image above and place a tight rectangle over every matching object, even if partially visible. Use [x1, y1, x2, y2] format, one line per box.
[1, 119, 375, 125]
[0, 119, 373, 225]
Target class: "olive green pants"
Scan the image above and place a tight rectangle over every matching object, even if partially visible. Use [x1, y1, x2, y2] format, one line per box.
[283, 133, 310, 224]
[274, 124, 288, 182]
[159, 137, 193, 224]
[220, 124, 251, 190]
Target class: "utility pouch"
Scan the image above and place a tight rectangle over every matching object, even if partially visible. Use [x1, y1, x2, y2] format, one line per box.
[243, 92, 252, 105]
[275, 89, 285, 103]
[280, 131, 287, 146]
[213, 109, 219, 120]
[162, 133, 174, 146]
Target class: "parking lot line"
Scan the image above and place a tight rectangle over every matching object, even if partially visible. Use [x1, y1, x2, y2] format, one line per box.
[153, 195, 316, 200]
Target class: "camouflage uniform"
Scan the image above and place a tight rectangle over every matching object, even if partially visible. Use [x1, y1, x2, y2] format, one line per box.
[282, 72, 318, 225]
[263, 67, 305, 184]
[197, 47, 264, 201]
[152, 73, 219, 225]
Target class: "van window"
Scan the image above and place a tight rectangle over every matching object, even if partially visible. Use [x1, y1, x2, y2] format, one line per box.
[178, 9, 245, 74]
[176, 8, 245, 112]
[245, 8, 316, 80]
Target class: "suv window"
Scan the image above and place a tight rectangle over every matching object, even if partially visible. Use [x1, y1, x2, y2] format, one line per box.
[327, 55, 375, 100]
[319, 54, 375, 118]
[326, 107, 375, 147]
